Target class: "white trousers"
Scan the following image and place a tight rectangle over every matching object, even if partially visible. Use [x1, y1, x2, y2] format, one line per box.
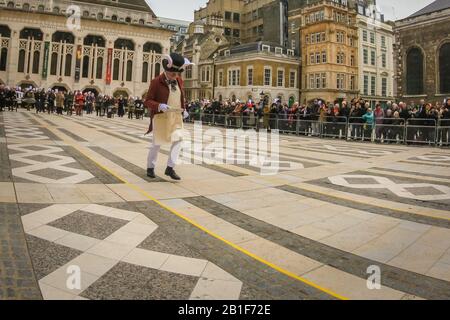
[147, 140, 182, 169]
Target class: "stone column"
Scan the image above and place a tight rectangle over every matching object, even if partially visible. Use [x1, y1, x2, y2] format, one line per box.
[6, 29, 19, 86]
[134, 41, 144, 97]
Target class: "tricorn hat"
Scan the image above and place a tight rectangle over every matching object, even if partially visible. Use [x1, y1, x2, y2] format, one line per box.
[162, 53, 194, 73]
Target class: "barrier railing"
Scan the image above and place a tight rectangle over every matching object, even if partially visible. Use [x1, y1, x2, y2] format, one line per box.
[405, 118, 437, 145]
[184, 111, 449, 148]
[374, 119, 406, 144]
[321, 117, 348, 139]
[437, 119, 450, 146]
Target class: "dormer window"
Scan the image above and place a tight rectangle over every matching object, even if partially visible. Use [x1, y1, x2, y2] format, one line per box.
[275, 47, 283, 55]
[262, 45, 270, 52]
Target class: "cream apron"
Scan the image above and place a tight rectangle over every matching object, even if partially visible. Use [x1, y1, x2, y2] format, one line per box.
[153, 84, 184, 145]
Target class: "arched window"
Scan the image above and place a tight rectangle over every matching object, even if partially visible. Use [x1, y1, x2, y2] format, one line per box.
[0, 25, 11, 38]
[113, 59, 120, 80]
[142, 61, 148, 83]
[143, 42, 162, 54]
[18, 49, 25, 72]
[53, 7, 60, 14]
[65, 54, 72, 77]
[83, 11, 89, 17]
[50, 52, 58, 75]
[0, 48, 7, 71]
[406, 48, 424, 95]
[114, 39, 134, 50]
[7, 2, 14, 8]
[20, 28, 43, 41]
[126, 60, 133, 81]
[32, 51, 40, 74]
[82, 56, 89, 78]
[22, 3, 30, 11]
[52, 31, 75, 43]
[439, 43, 450, 94]
[139, 19, 145, 25]
[96, 56, 103, 79]
[112, 15, 118, 21]
[125, 17, 131, 24]
[38, 5, 45, 12]
[84, 35, 105, 47]
[97, 13, 104, 20]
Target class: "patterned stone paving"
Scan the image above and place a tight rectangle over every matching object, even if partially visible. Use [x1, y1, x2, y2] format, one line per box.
[1, 110, 450, 300]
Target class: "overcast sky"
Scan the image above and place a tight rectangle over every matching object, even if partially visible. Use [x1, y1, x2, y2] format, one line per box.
[147, 0, 436, 22]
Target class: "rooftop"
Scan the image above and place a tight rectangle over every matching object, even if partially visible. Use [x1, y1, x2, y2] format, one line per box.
[407, 0, 450, 18]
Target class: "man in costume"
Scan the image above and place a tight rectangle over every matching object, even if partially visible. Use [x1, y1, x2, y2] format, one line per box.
[144, 53, 192, 181]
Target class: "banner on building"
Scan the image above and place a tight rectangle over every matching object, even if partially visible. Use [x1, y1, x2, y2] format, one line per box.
[42, 42, 50, 80]
[106, 48, 113, 85]
[75, 45, 82, 82]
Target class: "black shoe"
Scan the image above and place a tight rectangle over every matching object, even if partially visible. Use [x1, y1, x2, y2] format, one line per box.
[165, 167, 181, 181]
[147, 168, 156, 178]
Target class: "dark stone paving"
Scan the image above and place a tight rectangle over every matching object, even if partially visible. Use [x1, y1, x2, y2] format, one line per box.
[0, 142, 13, 182]
[371, 168, 450, 180]
[183, 196, 450, 300]
[0, 203, 42, 300]
[138, 228, 204, 259]
[81, 262, 199, 300]
[48, 210, 128, 240]
[60, 146, 122, 184]
[277, 185, 450, 229]
[114, 201, 334, 300]
[308, 170, 450, 211]
[89, 146, 166, 183]
[98, 130, 140, 144]
[26, 235, 82, 280]
[56, 128, 88, 142]
[284, 145, 371, 159]
[39, 127, 63, 141]
[18, 204, 52, 216]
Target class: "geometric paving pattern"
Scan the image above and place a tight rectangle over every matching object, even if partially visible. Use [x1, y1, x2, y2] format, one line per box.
[21, 204, 243, 300]
[328, 174, 450, 201]
[8, 144, 94, 184]
[5, 127, 49, 141]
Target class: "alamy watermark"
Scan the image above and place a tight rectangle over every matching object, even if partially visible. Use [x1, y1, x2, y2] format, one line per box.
[175, 122, 281, 176]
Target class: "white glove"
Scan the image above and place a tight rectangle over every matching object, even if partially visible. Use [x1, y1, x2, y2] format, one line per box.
[158, 104, 170, 112]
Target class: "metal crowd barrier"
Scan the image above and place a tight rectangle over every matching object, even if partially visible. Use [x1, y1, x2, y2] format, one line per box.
[405, 118, 437, 145]
[321, 117, 348, 139]
[374, 120, 406, 144]
[184, 111, 449, 148]
[437, 119, 450, 147]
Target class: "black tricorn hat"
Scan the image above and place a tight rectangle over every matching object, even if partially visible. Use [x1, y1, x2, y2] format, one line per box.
[162, 53, 193, 73]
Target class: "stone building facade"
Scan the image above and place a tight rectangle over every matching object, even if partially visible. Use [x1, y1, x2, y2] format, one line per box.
[394, 0, 450, 103]
[290, 0, 360, 104]
[0, 0, 172, 97]
[214, 42, 300, 104]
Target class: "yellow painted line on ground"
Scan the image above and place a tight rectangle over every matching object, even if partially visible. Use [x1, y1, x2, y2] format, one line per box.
[294, 183, 450, 222]
[35, 117, 349, 301]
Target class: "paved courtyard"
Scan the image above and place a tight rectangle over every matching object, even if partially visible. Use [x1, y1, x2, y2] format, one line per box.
[1, 110, 450, 300]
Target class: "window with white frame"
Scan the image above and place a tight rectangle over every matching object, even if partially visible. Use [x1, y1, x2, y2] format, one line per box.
[315, 73, 321, 89]
[321, 73, 327, 89]
[185, 65, 192, 79]
[382, 52, 386, 68]
[316, 52, 321, 64]
[218, 70, 223, 86]
[364, 75, 369, 95]
[264, 67, 271, 86]
[337, 73, 345, 89]
[277, 69, 284, 87]
[228, 68, 240, 86]
[381, 35, 386, 48]
[350, 75, 355, 90]
[371, 50, 376, 66]
[247, 67, 253, 86]
[363, 48, 368, 64]
[309, 74, 314, 89]
[322, 51, 327, 63]
[310, 53, 315, 65]
[370, 32, 375, 44]
[275, 47, 283, 55]
[362, 30, 367, 42]
[289, 71, 296, 88]
[371, 75, 376, 95]
[382, 77, 387, 97]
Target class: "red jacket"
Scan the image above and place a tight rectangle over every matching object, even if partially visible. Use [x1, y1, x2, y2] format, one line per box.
[144, 73, 185, 134]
